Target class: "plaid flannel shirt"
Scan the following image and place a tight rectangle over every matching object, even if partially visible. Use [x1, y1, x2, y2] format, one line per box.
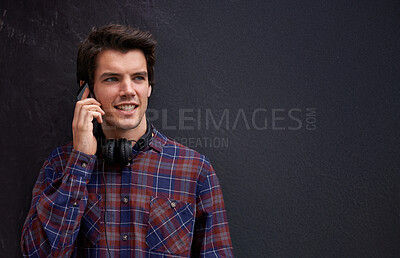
[21, 126, 233, 257]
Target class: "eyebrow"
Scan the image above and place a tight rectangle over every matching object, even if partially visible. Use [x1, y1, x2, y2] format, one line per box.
[132, 71, 148, 77]
[99, 71, 148, 79]
[99, 72, 119, 79]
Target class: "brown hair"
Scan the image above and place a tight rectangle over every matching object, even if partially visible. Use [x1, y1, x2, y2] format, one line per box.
[76, 24, 157, 89]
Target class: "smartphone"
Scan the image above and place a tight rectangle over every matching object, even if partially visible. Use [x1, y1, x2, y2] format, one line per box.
[76, 82, 91, 101]
[76, 82, 99, 134]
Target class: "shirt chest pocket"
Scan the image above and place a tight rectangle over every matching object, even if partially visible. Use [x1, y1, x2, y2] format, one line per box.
[146, 197, 195, 254]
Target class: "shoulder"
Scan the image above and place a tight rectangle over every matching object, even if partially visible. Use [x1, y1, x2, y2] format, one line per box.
[151, 127, 213, 176]
[153, 128, 208, 160]
[166, 137, 207, 161]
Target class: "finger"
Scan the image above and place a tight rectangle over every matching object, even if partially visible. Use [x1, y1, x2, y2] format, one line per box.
[73, 99, 103, 128]
[77, 107, 104, 129]
[80, 110, 103, 125]
[77, 97, 102, 106]
[88, 111, 104, 124]
[82, 104, 105, 116]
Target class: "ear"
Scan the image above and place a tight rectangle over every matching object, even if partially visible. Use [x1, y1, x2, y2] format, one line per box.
[147, 84, 152, 98]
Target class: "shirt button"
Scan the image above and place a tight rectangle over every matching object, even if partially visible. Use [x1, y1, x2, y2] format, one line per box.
[73, 201, 78, 207]
[122, 196, 129, 204]
[82, 162, 87, 168]
[171, 202, 176, 208]
[122, 234, 129, 241]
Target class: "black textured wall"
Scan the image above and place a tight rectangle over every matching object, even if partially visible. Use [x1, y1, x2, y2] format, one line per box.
[1, 1, 400, 257]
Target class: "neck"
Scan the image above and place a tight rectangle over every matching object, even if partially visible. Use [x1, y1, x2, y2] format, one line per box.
[101, 118, 148, 142]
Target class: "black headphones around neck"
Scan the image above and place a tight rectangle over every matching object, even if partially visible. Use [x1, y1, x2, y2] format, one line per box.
[97, 119, 152, 166]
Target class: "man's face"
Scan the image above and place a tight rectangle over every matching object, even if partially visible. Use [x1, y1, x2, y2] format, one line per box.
[93, 49, 152, 134]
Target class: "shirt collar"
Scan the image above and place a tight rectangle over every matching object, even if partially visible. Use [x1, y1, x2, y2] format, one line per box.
[148, 124, 167, 153]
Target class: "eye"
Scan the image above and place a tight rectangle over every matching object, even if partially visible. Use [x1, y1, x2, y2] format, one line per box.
[104, 77, 118, 82]
[133, 76, 146, 81]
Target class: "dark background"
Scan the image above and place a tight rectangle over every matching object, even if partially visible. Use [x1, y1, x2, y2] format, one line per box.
[1, 0, 400, 257]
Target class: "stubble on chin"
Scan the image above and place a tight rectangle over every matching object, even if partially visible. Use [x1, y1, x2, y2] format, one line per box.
[99, 105, 147, 134]
[101, 115, 144, 131]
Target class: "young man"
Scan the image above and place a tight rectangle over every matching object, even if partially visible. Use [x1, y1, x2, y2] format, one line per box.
[21, 24, 233, 257]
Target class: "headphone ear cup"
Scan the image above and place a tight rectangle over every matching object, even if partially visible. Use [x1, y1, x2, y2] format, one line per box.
[102, 139, 116, 165]
[118, 139, 132, 166]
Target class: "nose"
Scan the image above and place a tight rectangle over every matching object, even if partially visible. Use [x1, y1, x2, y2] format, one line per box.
[119, 77, 136, 97]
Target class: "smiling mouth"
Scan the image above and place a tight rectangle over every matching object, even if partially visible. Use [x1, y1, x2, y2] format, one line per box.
[115, 104, 137, 111]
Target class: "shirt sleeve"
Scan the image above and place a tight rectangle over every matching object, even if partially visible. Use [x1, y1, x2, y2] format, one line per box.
[191, 158, 234, 257]
[21, 148, 96, 257]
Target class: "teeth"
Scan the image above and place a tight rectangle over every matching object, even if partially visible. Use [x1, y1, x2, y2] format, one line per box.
[116, 105, 136, 111]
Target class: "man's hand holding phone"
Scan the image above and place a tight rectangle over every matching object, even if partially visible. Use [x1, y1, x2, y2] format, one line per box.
[73, 86, 105, 155]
